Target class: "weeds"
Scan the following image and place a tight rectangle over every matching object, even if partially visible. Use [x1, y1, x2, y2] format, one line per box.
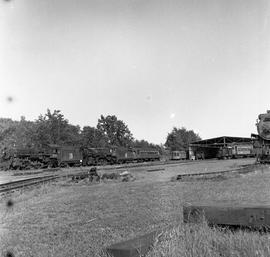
[147, 222, 270, 257]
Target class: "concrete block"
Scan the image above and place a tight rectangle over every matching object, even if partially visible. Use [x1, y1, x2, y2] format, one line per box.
[105, 230, 161, 257]
[183, 203, 270, 228]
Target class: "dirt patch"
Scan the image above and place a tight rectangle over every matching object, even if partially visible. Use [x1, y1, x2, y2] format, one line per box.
[171, 174, 228, 182]
[70, 169, 136, 184]
[147, 168, 165, 172]
[171, 163, 265, 183]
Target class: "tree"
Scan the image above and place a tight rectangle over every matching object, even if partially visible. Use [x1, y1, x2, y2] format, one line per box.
[165, 127, 201, 151]
[34, 109, 80, 146]
[80, 126, 107, 148]
[97, 115, 133, 147]
[0, 123, 17, 153]
[132, 139, 158, 149]
[14, 116, 37, 148]
[0, 117, 36, 152]
[61, 124, 81, 145]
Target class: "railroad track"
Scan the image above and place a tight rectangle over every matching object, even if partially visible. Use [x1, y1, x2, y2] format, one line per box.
[1, 160, 258, 193]
[0, 172, 95, 193]
[99, 158, 222, 171]
[66, 159, 222, 176]
[13, 167, 61, 176]
[0, 175, 61, 193]
[11, 158, 254, 176]
[174, 164, 261, 180]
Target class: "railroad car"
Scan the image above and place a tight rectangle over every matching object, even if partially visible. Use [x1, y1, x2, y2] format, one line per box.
[112, 147, 137, 163]
[81, 147, 136, 165]
[217, 146, 233, 159]
[53, 145, 82, 167]
[231, 144, 254, 158]
[170, 150, 187, 160]
[1, 144, 82, 170]
[1, 144, 161, 170]
[1, 148, 50, 170]
[134, 148, 160, 162]
[82, 147, 160, 165]
[82, 147, 116, 166]
[217, 144, 254, 160]
[252, 110, 270, 163]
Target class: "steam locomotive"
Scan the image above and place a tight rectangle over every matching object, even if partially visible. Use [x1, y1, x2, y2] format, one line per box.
[0, 144, 82, 170]
[0, 144, 160, 170]
[252, 110, 270, 163]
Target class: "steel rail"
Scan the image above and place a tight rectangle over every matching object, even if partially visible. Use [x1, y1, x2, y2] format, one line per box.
[175, 164, 259, 180]
[0, 175, 61, 193]
[1, 161, 258, 193]
[0, 172, 93, 193]
[98, 158, 222, 171]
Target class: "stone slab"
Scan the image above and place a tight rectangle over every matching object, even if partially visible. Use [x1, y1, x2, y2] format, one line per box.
[183, 203, 270, 228]
[105, 230, 162, 257]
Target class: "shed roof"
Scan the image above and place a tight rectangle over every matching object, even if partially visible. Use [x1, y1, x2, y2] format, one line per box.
[190, 136, 252, 147]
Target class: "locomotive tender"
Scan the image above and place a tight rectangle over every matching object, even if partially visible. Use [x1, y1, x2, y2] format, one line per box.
[252, 110, 270, 163]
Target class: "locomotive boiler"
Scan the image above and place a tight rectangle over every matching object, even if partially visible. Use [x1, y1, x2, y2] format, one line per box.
[252, 110, 270, 163]
[0, 144, 82, 170]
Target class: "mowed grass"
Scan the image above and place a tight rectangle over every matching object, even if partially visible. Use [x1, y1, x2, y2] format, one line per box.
[1, 160, 270, 256]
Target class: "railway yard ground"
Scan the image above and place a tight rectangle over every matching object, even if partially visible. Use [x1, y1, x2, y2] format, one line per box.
[1, 158, 270, 256]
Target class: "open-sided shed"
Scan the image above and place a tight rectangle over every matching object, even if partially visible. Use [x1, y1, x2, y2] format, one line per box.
[189, 136, 253, 159]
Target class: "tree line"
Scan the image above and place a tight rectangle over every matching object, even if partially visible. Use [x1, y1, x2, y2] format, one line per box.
[0, 109, 201, 153]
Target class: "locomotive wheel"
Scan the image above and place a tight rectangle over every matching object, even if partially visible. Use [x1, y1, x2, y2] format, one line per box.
[60, 162, 68, 168]
[98, 159, 107, 165]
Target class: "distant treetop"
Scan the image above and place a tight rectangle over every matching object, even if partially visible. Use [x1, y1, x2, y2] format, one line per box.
[165, 127, 201, 151]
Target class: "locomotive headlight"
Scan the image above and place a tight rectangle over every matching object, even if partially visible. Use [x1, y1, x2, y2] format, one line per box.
[80, 159, 82, 163]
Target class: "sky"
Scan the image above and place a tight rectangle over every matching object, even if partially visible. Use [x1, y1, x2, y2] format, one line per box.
[1, 0, 270, 144]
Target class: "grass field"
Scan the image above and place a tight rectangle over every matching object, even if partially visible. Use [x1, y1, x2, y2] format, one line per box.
[1, 158, 270, 257]
[146, 221, 270, 257]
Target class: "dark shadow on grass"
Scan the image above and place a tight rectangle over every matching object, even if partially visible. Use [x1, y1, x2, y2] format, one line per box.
[209, 223, 270, 234]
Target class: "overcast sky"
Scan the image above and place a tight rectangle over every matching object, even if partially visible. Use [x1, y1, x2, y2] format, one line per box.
[1, 0, 270, 144]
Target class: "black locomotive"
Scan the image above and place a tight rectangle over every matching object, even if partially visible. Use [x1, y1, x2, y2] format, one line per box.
[252, 110, 270, 163]
[0, 144, 82, 170]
